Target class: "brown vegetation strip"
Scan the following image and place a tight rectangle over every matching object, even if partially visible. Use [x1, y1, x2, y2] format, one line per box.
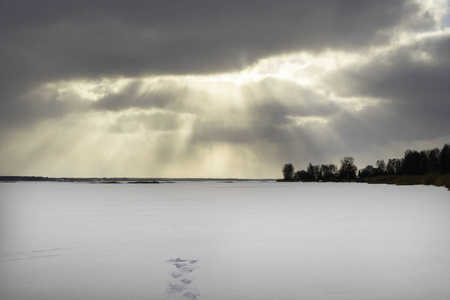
[359, 175, 450, 191]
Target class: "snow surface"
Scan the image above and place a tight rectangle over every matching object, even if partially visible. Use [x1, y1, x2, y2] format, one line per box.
[1, 181, 450, 300]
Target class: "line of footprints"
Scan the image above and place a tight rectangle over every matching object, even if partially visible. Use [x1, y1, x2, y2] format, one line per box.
[166, 258, 199, 300]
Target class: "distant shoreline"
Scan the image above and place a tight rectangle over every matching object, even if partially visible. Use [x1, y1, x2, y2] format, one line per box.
[2, 175, 448, 191]
[0, 176, 275, 183]
[278, 174, 450, 191]
[356, 174, 450, 191]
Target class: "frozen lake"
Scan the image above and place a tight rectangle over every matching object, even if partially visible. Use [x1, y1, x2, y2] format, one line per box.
[1, 181, 450, 299]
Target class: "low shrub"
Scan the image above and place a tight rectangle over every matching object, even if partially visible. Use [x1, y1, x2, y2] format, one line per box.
[361, 174, 450, 190]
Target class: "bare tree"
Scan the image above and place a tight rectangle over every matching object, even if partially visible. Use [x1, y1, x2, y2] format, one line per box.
[376, 160, 386, 175]
[282, 163, 295, 181]
[387, 158, 402, 175]
[320, 164, 338, 181]
[339, 157, 357, 180]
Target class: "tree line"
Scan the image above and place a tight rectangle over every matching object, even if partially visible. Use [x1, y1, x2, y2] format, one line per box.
[281, 143, 450, 182]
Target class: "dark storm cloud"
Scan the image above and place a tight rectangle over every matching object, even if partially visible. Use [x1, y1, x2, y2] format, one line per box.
[0, 0, 428, 129]
[243, 78, 341, 118]
[91, 76, 342, 144]
[328, 34, 450, 142]
[2, 0, 420, 79]
[92, 79, 187, 112]
[0, 82, 90, 129]
[187, 78, 342, 144]
[338, 35, 450, 103]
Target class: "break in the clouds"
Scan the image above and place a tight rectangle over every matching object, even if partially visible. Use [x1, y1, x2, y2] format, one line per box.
[1, 0, 450, 178]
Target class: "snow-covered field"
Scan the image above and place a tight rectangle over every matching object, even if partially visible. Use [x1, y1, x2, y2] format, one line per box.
[1, 181, 449, 300]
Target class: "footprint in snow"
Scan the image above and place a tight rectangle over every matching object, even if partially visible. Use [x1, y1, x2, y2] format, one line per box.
[166, 258, 199, 299]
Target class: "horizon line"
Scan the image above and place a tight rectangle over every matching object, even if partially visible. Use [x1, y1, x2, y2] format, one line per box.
[0, 175, 277, 182]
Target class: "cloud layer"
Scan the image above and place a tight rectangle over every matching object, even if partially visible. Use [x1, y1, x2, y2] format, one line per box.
[1, 0, 449, 177]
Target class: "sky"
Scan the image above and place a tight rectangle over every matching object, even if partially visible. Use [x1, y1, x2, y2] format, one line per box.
[1, 0, 450, 178]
